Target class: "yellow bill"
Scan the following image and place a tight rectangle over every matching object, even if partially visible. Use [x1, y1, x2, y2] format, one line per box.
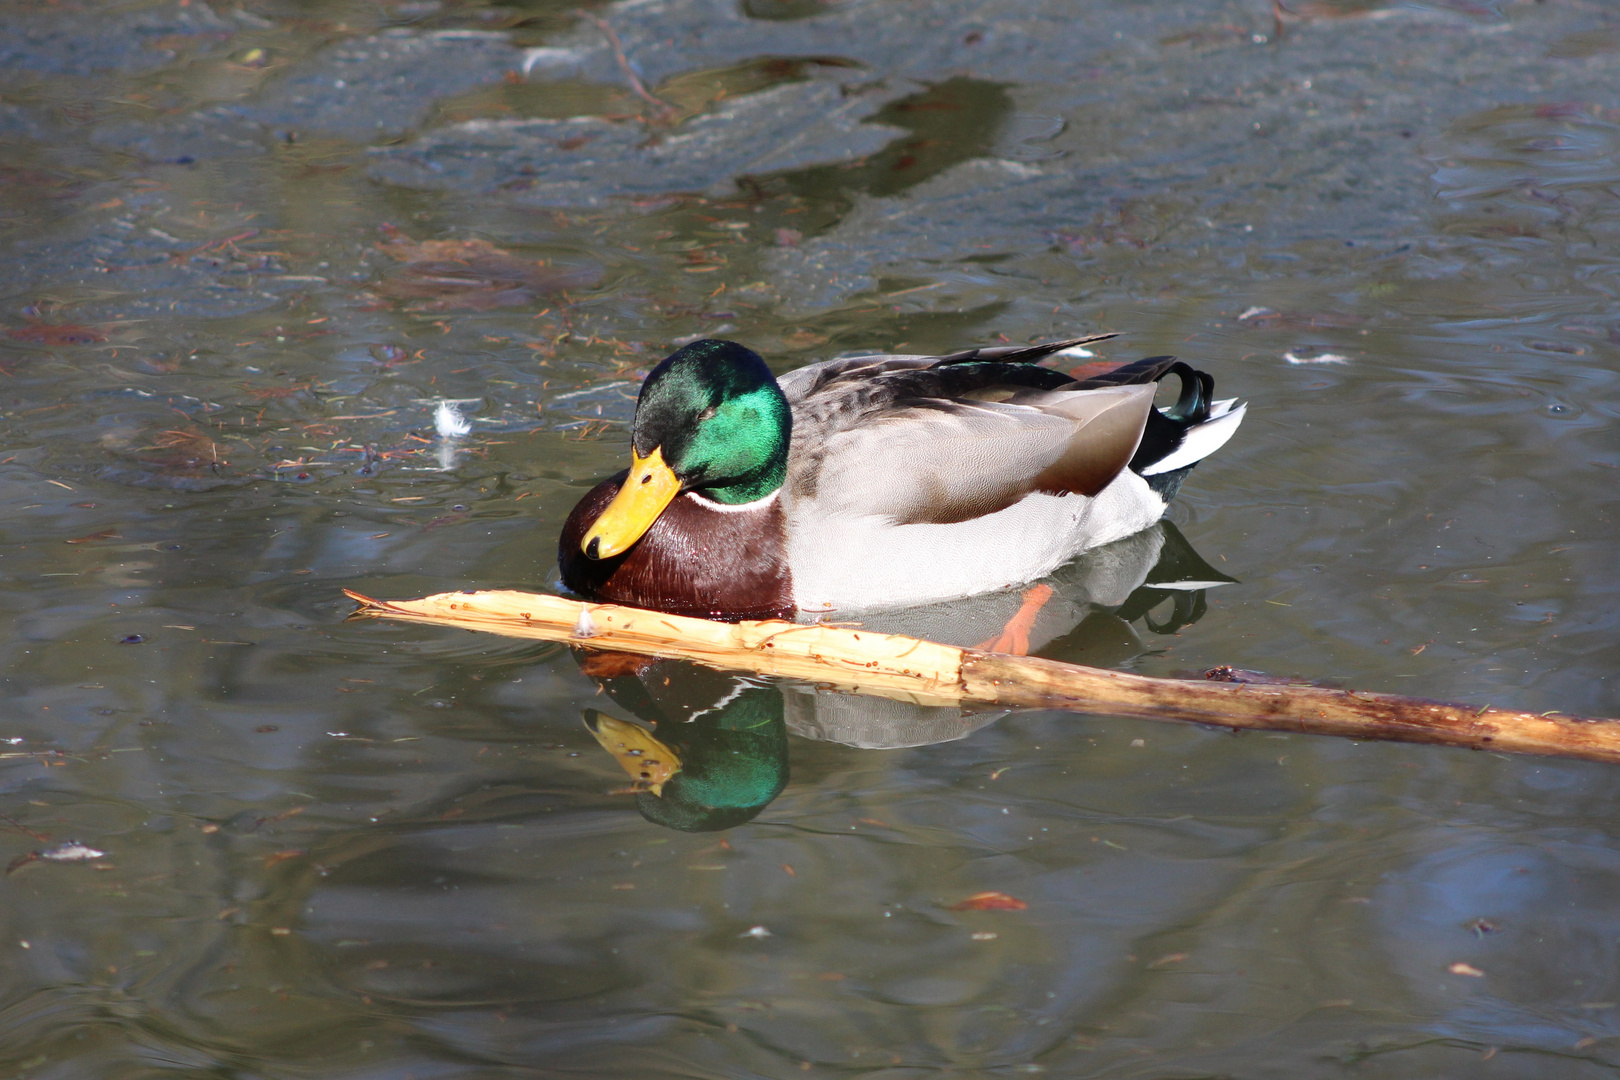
[583, 710, 682, 796]
[581, 446, 680, 559]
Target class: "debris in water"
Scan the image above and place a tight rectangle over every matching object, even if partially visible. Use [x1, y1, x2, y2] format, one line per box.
[135, 428, 228, 474]
[8, 841, 108, 874]
[40, 843, 104, 862]
[7, 322, 108, 345]
[64, 529, 121, 545]
[781, 329, 829, 350]
[369, 225, 600, 311]
[1148, 952, 1190, 968]
[1284, 350, 1350, 365]
[1205, 665, 1309, 685]
[949, 891, 1027, 912]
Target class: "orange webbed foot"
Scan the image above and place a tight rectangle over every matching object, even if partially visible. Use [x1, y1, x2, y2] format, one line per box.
[973, 584, 1056, 656]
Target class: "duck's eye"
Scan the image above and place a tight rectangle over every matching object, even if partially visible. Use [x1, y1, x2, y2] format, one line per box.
[697, 406, 718, 422]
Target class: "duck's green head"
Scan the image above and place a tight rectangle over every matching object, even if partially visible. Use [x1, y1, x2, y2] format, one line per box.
[582, 339, 791, 560]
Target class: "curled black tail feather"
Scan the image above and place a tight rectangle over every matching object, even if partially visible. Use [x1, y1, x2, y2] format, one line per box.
[1162, 362, 1213, 424]
[1070, 355, 1209, 423]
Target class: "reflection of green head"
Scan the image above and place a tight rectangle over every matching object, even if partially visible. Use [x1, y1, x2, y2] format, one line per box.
[636, 686, 788, 832]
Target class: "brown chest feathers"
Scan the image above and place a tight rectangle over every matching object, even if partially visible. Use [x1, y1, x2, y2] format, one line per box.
[558, 475, 794, 622]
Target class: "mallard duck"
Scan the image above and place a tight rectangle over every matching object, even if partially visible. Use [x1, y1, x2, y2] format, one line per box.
[558, 335, 1244, 620]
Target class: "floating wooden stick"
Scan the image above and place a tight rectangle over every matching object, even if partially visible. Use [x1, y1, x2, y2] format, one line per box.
[344, 589, 1620, 764]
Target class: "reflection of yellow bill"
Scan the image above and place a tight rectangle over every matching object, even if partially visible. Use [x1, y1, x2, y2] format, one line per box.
[581, 446, 679, 559]
[583, 711, 681, 796]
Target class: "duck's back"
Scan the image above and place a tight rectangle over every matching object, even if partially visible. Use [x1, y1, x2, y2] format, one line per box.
[776, 348, 1164, 612]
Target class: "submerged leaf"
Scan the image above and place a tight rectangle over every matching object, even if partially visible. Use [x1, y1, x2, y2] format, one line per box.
[370, 225, 600, 310]
[8, 323, 107, 345]
[949, 891, 1028, 911]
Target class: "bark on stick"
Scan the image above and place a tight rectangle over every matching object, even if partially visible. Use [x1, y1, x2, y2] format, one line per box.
[345, 589, 1620, 764]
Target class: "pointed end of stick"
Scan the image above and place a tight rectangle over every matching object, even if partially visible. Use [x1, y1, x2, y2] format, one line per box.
[342, 589, 388, 621]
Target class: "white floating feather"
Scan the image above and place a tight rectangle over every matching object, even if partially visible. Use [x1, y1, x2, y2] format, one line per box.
[434, 400, 473, 438]
[40, 842, 106, 862]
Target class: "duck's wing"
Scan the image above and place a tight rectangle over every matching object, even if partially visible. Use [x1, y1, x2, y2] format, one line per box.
[775, 333, 1116, 401]
[782, 338, 1152, 526]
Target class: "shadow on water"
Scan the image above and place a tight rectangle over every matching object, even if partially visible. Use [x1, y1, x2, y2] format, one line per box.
[421, 72, 1014, 239]
[773, 77, 1013, 218]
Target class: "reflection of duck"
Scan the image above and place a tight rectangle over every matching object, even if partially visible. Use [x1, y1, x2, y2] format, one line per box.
[783, 520, 1237, 748]
[578, 522, 1237, 826]
[833, 520, 1233, 653]
[582, 658, 787, 832]
[559, 336, 1244, 620]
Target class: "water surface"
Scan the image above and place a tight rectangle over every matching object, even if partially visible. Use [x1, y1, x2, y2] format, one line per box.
[0, 0, 1617, 1076]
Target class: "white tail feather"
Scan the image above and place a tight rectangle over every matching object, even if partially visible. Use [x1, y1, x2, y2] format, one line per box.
[1140, 403, 1246, 475]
